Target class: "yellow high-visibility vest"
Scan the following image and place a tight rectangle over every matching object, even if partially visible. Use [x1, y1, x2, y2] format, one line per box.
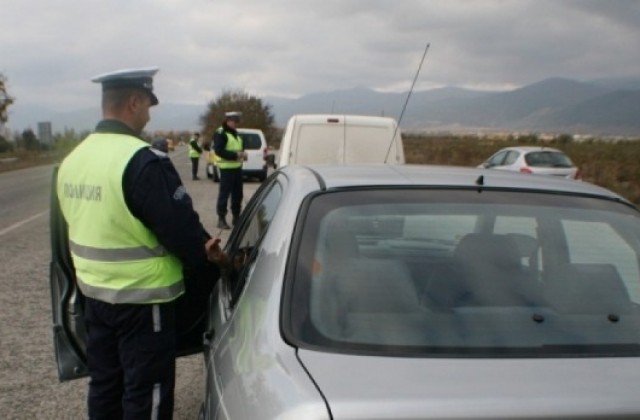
[216, 128, 243, 169]
[57, 133, 183, 304]
[188, 138, 201, 158]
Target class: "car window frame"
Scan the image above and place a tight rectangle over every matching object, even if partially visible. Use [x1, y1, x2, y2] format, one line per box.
[503, 150, 519, 166]
[219, 173, 285, 315]
[525, 151, 574, 168]
[487, 150, 508, 167]
[282, 186, 640, 358]
[240, 132, 263, 150]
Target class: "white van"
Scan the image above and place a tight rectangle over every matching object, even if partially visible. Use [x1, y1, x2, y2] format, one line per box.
[277, 114, 405, 167]
[207, 128, 268, 182]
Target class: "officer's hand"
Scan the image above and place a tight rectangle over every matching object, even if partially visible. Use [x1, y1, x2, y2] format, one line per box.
[205, 238, 229, 266]
[237, 151, 248, 161]
[233, 248, 247, 271]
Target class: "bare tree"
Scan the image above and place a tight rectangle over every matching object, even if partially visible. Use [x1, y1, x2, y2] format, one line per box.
[199, 89, 276, 146]
[0, 73, 15, 127]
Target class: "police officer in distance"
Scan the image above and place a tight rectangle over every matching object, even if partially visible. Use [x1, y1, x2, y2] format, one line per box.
[212, 111, 247, 229]
[188, 132, 203, 180]
[56, 67, 227, 420]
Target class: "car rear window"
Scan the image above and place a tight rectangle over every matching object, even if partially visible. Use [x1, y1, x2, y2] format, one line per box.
[525, 151, 573, 168]
[241, 133, 263, 150]
[285, 189, 640, 358]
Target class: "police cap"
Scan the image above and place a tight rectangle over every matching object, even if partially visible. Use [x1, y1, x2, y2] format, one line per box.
[91, 67, 160, 106]
[224, 111, 242, 122]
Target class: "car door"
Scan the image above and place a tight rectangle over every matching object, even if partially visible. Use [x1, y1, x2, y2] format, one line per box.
[202, 174, 284, 419]
[204, 176, 281, 334]
[50, 167, 88, 381]
[487, 150, 519, 171]
[238, 130, 267, 179]
[49, 167, 209, 381]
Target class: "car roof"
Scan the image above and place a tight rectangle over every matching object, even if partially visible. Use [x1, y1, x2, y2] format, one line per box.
[287, 114, 397, 125]
[281, 164, 629, 203]
[500, 146, 564, 153]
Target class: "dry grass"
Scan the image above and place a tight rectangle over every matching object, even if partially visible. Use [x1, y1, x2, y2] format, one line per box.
[403, 134, 640, 206]
[3, 133, 640, 206]
[0, 151, 59, 173]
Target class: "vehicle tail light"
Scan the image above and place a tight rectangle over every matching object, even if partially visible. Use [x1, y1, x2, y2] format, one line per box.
[519, 167, 533, 174]
[574, 168, 582, 181]
[262, 147, 268, 161]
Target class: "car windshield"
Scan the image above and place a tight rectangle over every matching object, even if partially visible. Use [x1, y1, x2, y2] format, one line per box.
[286, 189, 640, 357]
[525, 151, 573, 168]
[241, 133, 262, 150]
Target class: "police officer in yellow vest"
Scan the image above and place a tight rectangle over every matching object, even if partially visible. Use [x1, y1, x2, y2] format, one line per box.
[188, 132, 203, 180]
[56, 67, 226, 420]
[212, 111, 247, 229]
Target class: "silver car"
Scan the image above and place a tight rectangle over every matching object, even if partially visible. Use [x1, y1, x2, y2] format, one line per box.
[479, 146, 581, 180]
[200, 164, 640, 419]
[50, 164, 640, 419]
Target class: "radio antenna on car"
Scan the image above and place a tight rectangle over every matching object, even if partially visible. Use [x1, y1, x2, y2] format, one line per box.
[385, 42, 430, 163]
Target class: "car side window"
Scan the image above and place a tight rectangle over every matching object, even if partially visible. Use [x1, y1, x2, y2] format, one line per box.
[562, 220, 640, 303]
[242, 133, 262, 150]
[224, 179, 283, 307]
[487, 151, 507, 166]
[503, 151, 519, 165]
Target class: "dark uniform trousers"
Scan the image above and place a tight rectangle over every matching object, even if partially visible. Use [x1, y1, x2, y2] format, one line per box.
[85, 297, 177, 420]
[190, 157, 199, 179]
[217, 168, 243, 218]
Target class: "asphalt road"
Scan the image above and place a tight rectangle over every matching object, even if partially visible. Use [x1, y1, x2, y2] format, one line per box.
[0, 146, 263, 419]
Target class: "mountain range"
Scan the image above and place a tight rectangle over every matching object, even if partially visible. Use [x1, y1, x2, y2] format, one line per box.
[7, 77, 640, 137]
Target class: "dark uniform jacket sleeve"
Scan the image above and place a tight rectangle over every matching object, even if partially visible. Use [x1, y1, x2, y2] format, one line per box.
[123, 148, 211, 269]
[189, 139, 203, 154]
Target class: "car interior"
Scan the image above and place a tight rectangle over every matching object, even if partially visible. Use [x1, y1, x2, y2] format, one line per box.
[293, 191, 640, 356]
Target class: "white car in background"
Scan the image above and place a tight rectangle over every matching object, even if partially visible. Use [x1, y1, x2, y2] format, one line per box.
[277, 114, 405, 167]
[479, 146, 581, 180]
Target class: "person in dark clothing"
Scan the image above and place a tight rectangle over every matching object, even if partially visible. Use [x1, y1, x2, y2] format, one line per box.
[188, 132, 203, 180]
[152, 137, 170, 153]
[212, 111, 247, 229]
[56, 67, 227, 420]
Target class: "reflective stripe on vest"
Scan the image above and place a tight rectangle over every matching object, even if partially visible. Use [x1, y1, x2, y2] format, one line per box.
[57, 133, 184, 304]
[69, 240, 168, 261]
[76, 275, 184, 304]
[216, 129, 243, 169]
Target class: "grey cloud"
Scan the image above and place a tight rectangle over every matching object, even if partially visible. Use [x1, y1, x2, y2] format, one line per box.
[1, 0, 639, 115]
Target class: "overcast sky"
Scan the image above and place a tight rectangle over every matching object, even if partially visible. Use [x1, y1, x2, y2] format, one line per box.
[2, 0, 639, 112]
